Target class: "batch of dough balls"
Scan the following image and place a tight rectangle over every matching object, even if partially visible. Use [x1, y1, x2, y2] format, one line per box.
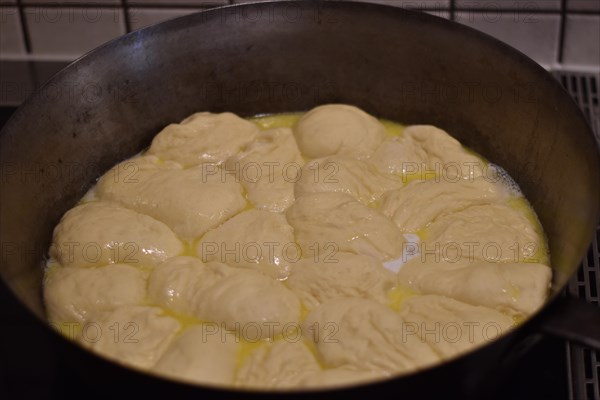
[44, 104, 552, 389]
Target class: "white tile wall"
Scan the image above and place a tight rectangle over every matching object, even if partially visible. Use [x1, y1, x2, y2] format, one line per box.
[231, 0, 283, 2]
[567, 0, 600, 12]
[25, 6, 126, 58]
[234, 0, 452, 6]
[129, 7, 205, 31]
[0, 0, 598, 69]
[312, 0, 452, 6]
[456, 0, 561, 10]
[128, 0, 228, 4]
[563, 14, 600, 67]
[22, 0, 120, 4]
[0, 7, 26, 56]
[455, 10, 561, 66]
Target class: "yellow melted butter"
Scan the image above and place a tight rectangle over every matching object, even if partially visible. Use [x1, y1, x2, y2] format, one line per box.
[387, 286, 418, 311]
[299, 303, 311, 321]
[236, 337, 270, 369]
[415, 225, 430, 242]
[234, 335, 328, 371]
[159, 308, 205, 333]
[511, 313, 527, 326]
[180, 240, 198, 258]
[250, 113, 302, 130]
[381, 119, 405, 137]
[506, 196, 550, 265]
[50, 318, 85, 341]
[252, 114, 405, 136]
[302, 338, 327, 369]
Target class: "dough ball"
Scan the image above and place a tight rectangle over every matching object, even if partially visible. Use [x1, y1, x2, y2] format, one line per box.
[235, 340, 321, 389]
[148, 112, 259, 166]
[425, 204, 545, 263]
[198, 210, 296, 280]
[303, 298, 440, 374]
[50, 201, 183, 268]
[154, 324, 239, 386]
[237, 338, 379, 389]
[225, 128, 304, 212]
[370, 135, 428, 175]
[380, 177, 509, 232]
[44, 264, 147, 324]
[295, 156, 403, 205]
[150, 257, 300, 338]
[371, 125, 484, 179]
[398, 295, 514, 359]
[82, 306, 181, 369]
[286, 252, 396, 311]
[147, 256, 231, 316]
[396, 258, 552, 315]
[86, 155, 182, 200]
[196, 270, 301, 339]
[294, 104, 385, 159]
[286, 192, 404, 261]
[97, 160, 247, 241]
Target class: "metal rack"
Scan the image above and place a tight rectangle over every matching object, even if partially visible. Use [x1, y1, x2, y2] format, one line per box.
[554, 70, 600, 400]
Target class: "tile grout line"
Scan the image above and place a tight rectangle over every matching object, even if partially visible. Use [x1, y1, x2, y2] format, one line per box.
[121, 0, 132, 33]
[557, 0, 567, 64]
[449, 0, 455, 21]
[14, 0, 31, 54]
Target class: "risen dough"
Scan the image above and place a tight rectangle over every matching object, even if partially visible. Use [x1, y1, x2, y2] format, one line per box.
[83, 306, 181, 369]
[425, 203, 544, 263]
[295, 156, 403, 205]
[148, 112, 259, 166]
[96, 159, 247, 240]
[235, 336, 382, 389]
[225, 128, 304, 212]
[303, 298, 440, 374]
[44, 264, 147, 324]
[294, 104, 385, 159]
[235, 340, 321, 388]
[44, 109, 552, 390]
[196, 270, 301, 339]
[50, 201, 183, 268]
[286, 192, 404, 261]
[198, 210, 296, 280]
[398, 295, 515, 358]
[154, 324, 239, 386]
[286, 252, 395, 311]
[147, 256, 231, 316]
[397, 258, 552, 315]
[149, 257, 300, 339]
[370, 135, 427, 175]
[380, 177, 509, 232]
[371, 125, 484, 179]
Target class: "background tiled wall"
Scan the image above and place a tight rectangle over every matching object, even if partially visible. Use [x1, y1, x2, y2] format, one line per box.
[0, 0, 598, 104]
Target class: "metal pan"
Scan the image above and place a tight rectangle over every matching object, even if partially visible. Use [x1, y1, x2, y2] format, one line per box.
[1, 1, 599, 398]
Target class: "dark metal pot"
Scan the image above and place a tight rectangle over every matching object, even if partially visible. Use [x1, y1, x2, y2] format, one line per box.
[1, 1, 599, 398]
